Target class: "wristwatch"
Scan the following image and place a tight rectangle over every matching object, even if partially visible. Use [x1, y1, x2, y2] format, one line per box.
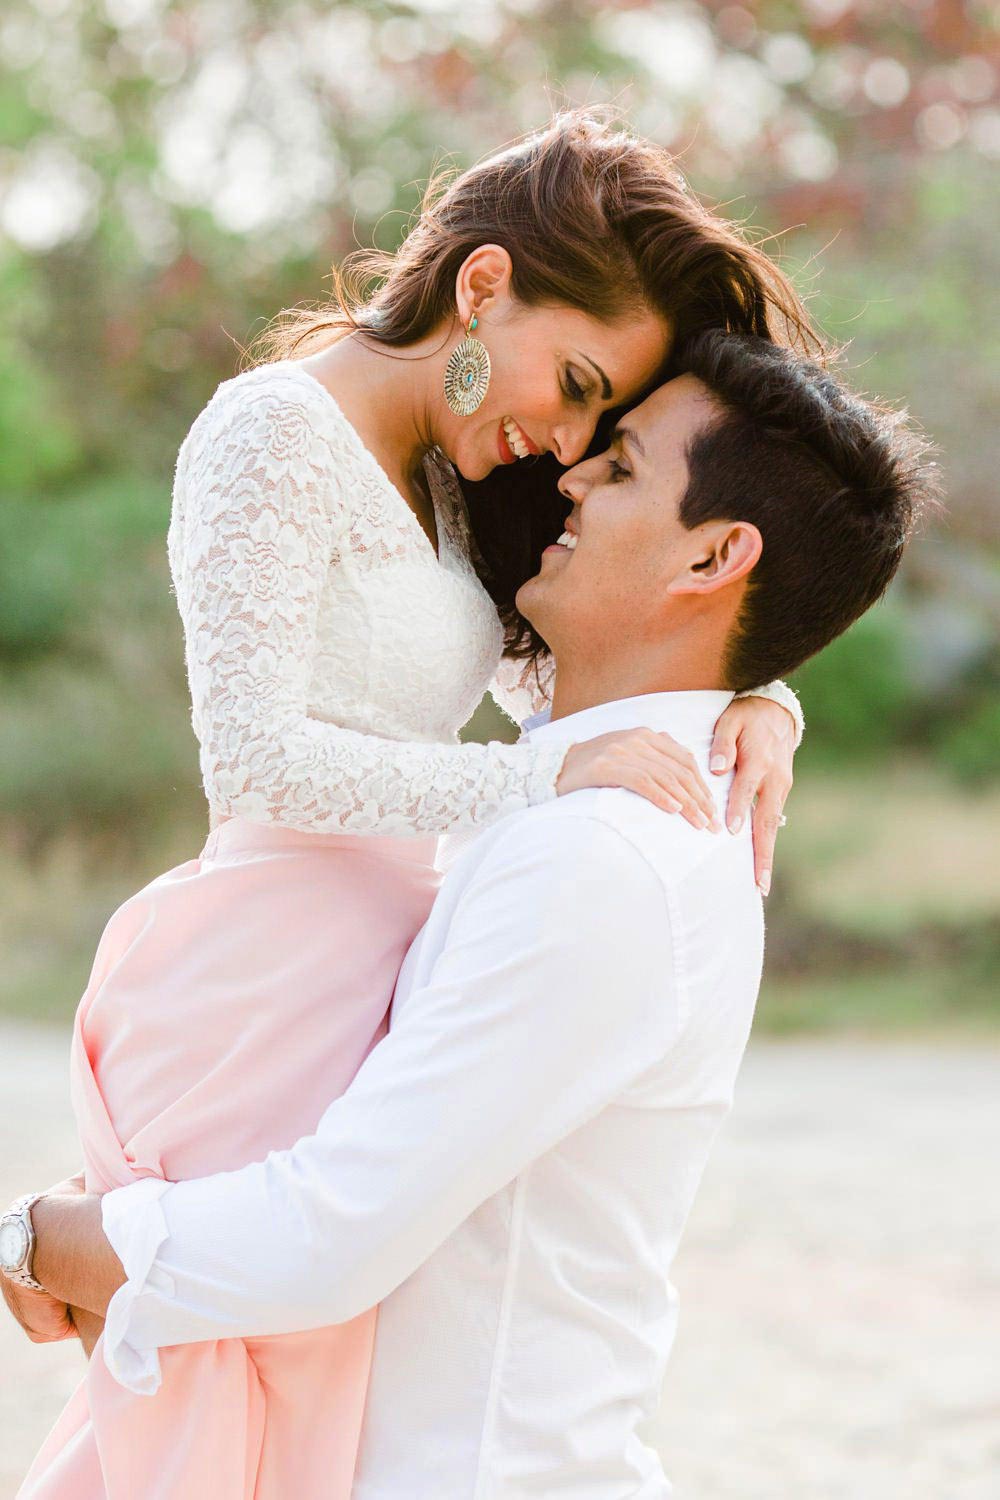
[0, 1193, 46, 1291]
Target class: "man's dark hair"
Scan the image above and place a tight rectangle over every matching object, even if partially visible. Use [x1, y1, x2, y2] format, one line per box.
[678, 331, 941, 691]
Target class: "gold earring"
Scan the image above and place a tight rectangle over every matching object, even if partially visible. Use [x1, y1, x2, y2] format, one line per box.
[443, 314, 491, 416]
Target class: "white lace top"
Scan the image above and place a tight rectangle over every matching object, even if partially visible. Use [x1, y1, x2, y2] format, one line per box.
[167, 360, 802, 837]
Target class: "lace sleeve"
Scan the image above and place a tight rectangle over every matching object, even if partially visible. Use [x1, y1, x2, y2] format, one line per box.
[170, 376, 566, 835]
[490, 650, 556, 727]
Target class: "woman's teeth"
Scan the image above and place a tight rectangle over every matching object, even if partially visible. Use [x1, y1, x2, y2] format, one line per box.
[557, 531, 578, 550]
[502, 417, 532, 459]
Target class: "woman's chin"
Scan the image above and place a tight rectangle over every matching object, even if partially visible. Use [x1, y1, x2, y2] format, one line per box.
[447, 447, 491, 482]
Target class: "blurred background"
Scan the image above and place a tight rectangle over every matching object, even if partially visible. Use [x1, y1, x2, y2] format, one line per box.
[1, 3, 998, 1494]
[1, 0, 997, 1035]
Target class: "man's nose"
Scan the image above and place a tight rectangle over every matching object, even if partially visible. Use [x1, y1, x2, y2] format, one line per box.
[557, 464, 589, 504]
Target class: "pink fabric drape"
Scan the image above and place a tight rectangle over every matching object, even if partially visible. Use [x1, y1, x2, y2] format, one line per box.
[19, 818, 440, 1500]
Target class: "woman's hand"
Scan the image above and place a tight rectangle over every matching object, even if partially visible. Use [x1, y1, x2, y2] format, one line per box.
[557, 730, 721, 832]
[709, 696, 797, 895]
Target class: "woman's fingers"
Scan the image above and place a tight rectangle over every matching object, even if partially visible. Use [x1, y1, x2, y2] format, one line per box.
[635, 753, 720, 830]
[725, 761, 759, 836]
[652, 735, 718, 825]
[752, 802, 781, 895]
[709, 723, 738, 776]
[750, 781, 792, 894]
[555, 730, 721, 827]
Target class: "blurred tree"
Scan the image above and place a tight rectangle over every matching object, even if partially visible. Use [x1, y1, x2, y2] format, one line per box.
[0, 0, 996, 845]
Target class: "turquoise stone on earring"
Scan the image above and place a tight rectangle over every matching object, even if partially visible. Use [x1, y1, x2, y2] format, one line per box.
[443, 317, 491, 415]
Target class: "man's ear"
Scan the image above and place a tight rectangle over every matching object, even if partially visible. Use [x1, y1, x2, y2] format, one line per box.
[666, 521, 762, 598]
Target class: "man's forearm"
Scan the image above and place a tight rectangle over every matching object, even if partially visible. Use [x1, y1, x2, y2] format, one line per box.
[32, 1194, 125, 1317]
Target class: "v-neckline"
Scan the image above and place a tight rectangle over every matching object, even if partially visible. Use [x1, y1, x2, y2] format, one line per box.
[275, 359, 447, 566]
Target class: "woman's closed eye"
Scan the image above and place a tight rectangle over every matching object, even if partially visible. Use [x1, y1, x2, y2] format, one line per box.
[607, 457, 631, 483]
[562, 367, 589, 403]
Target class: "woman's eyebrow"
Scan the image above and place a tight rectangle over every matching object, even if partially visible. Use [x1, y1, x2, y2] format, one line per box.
[575, 352, 612, 400]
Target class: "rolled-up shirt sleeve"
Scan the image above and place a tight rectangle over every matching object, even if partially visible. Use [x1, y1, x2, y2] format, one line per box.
[101, 812, 677, 1393]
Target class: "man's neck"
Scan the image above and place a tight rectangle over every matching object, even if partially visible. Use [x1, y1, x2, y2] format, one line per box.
[549, 647, 728, 723]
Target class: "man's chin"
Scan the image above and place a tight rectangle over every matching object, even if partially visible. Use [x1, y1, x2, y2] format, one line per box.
[514, 572, 544, 620]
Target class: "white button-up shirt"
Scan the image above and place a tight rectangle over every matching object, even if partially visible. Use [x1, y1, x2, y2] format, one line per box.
[102, 690, 764, 1498]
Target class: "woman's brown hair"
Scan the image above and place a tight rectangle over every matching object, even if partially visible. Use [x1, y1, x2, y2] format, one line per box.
[245, 108, 826, 662]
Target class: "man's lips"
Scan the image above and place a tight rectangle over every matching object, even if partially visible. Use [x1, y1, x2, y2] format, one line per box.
[542, 520, 579, 559]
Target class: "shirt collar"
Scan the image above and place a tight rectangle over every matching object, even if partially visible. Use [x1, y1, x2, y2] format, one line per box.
[520, 689, 736, 751]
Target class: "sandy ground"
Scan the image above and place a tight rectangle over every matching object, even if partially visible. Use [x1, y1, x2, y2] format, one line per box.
[2, 1020, 998, 1499]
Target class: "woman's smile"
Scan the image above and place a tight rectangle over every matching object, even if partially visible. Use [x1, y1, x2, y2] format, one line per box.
[497, 415, 540, 464]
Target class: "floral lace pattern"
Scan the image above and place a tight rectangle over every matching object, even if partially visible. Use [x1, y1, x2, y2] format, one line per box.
[168, 360, 802, 838]
[168, 362, 565, 835]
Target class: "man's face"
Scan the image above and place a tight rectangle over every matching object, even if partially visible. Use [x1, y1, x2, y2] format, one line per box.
[516, 374, 723, 658]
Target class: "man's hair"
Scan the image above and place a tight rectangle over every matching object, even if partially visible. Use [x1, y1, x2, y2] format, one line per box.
[678, 331, 942, 691]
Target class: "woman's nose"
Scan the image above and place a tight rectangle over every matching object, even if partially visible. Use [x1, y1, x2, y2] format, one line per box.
[551, 417, 595, 469]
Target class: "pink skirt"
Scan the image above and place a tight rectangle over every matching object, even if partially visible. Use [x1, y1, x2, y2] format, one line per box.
[18, 817, 441, 1500]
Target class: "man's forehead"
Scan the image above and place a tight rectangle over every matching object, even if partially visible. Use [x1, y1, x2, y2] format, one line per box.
[624, 374, 718, 454]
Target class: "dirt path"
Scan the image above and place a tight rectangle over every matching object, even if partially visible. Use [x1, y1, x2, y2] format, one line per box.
[2, 1022, 997, 1498]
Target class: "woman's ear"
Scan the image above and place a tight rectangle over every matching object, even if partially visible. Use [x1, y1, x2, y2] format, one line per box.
[668, 521, 763, 597]
[455, 244, 514, 326]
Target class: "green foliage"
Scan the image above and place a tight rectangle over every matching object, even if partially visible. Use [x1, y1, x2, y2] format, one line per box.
[932, 687, 1000, 787]
[0, 658, 198, 841]
[0, 475, 170, 660]
[0, 265, 81, 490]
[788, 604, 918, 762]
[0, 0, 995, 1034]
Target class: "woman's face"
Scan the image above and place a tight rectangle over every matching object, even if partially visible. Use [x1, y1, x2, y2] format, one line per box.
[438, 289, 672, 483]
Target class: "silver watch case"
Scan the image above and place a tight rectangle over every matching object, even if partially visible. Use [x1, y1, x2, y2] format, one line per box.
[0, 1193, 45, 1291]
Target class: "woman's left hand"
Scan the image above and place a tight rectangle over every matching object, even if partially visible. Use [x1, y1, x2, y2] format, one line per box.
[709, 696, 797, 896]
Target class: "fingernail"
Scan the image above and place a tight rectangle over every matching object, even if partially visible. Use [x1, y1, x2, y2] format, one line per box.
[758, 870, 771, 896]
[710, 755, 727, 773]
[728, 815, 743, 835]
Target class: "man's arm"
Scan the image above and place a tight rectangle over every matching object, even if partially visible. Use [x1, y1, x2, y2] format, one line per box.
[33, 814, 678, 1386]
[31, 1192, 124, 1316]
[2, 1171, 108, 1352]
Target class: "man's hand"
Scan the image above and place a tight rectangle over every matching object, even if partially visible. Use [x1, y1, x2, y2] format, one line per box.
[2, 1170, 119, 1355]
[72, 1305, 106, 1358]
[1, 1171, 88, 1345]
[1, 1275, 77, 1344]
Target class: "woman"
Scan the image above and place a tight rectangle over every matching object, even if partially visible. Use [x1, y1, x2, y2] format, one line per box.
[19, 110, 807, 1499]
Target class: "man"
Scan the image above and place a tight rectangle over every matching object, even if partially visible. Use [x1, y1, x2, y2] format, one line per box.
[4, 333, 935, 1495]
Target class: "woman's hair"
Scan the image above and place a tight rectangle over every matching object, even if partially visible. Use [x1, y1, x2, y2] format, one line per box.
[245, 107, 827, 663]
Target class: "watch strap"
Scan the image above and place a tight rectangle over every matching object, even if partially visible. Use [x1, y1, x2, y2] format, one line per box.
[1, 1192, 46, 1291]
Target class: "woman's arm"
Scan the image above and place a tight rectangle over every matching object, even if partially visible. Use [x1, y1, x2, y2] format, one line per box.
[172, 375, 716, 836]
[171, 376, 570, 835]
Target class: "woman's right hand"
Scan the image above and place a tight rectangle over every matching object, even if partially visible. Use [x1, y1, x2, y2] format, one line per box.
[556, 730, 721, 831]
